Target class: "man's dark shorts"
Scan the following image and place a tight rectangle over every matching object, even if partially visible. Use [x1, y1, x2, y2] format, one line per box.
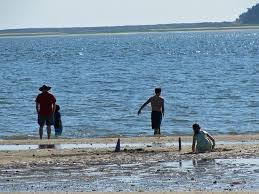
[151, 111, 162, 130]
[38, 114, 54, 127]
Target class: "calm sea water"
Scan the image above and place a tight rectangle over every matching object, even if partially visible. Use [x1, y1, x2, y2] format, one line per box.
[0, 31, 258, 139]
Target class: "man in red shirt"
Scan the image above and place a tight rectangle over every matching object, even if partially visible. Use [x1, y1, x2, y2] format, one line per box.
[36, 85, 56, 139]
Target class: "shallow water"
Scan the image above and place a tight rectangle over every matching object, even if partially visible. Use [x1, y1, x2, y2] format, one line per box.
[0, 31, 259, 139]
[1, 158, 259, 192]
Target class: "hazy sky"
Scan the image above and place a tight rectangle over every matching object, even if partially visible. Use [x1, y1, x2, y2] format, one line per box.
[1, 0, 259, 30]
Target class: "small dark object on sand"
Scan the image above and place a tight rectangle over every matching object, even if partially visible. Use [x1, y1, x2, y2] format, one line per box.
[38, 144, 55, 149]
[115, 138, 120, 152]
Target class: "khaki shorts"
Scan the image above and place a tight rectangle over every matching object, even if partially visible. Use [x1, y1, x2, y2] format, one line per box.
[38, 114, 54, 127]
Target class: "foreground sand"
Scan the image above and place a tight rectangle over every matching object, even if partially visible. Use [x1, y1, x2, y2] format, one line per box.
[1, 135, 259, 192]
[1, 192, 259, 194]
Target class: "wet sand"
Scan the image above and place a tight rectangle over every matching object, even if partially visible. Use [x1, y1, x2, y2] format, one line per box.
[1, 192, 259, 194]
[1, 135, 259, 192]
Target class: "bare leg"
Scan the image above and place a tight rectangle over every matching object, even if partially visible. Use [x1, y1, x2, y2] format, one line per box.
[47, 125, 51, 139]
[39, 126, 43, 139]
[154, 128, 161, 135]
[154, 128, 161, 140]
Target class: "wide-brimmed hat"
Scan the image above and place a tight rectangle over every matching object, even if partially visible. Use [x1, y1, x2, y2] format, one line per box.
[39, 84, 51, 91]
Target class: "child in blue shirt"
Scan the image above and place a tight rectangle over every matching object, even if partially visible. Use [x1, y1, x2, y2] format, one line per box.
[54, 105, 63, 137]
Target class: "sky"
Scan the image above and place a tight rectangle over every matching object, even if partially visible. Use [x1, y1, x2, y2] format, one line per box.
[1, 0, 259, 30]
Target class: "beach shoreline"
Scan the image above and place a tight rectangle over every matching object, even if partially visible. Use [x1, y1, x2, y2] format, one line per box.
[1, 134, 259, 145]
[1, 135, 259, 192]
[1, 134, 259, 165]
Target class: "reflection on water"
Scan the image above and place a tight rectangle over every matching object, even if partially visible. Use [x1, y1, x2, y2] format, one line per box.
[192, 158, 216, 167]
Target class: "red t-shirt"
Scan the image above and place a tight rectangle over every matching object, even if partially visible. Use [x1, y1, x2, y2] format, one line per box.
[36, 91, 56, 116]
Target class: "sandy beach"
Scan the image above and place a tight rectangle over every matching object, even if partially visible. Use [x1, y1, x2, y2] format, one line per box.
[1, 135, 259, 192]
[2, 192, 259, 194]
[1, 192, 259, 194]
[1, 134, 259, 165]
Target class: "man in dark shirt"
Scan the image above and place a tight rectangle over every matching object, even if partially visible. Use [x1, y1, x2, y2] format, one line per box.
[36, 85, 56, 139]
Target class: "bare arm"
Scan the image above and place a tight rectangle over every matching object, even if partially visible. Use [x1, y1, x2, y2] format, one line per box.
[138, 98, 151, 115]
[162, 99, 165, 116]
[207, 134, 215, 149]
[52, 102, 56, 115]
[36, 102, 40, 114]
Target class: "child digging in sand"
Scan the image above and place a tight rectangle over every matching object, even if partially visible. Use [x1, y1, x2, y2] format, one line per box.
[192, 123, 215, 153]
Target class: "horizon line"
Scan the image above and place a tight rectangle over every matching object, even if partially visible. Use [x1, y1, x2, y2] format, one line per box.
[0, 21, 237, 31]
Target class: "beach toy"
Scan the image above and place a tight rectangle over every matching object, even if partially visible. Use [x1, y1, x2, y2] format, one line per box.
[115, 138, 120, 152]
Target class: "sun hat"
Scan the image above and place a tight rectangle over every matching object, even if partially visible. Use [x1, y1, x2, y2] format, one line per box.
[39, 84, 51, 91]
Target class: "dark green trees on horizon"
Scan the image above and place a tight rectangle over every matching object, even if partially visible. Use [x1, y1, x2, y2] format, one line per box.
[237, 3, 259, 24]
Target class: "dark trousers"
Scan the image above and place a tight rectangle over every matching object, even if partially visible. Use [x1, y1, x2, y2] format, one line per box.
[151, 111, 162, 135]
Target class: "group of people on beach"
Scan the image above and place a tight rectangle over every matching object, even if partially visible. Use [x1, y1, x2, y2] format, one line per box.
[138, 87, 215, 153]
[36, 84, 215, 153]
[35, 85, 62, 139]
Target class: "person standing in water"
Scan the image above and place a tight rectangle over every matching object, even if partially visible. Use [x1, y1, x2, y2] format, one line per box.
[36, 85, 56, 139]
[138, 88, 164, 135]
[192, 123, 215, 153]
[54, 104, 63, 137]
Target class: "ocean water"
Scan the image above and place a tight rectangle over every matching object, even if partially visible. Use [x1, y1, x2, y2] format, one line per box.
[0, 30, 258, 139]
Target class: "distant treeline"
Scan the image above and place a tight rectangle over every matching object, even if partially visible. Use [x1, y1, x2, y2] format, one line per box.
[237, 3, 259, 24]
[0, 22, 255, 36]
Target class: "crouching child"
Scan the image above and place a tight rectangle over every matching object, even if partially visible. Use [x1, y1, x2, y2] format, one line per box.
[192, 123, 215, 153]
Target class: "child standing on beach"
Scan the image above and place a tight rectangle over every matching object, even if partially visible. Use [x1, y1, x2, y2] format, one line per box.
[54, 105, 63, 137]
[192, 123, 215, 153]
